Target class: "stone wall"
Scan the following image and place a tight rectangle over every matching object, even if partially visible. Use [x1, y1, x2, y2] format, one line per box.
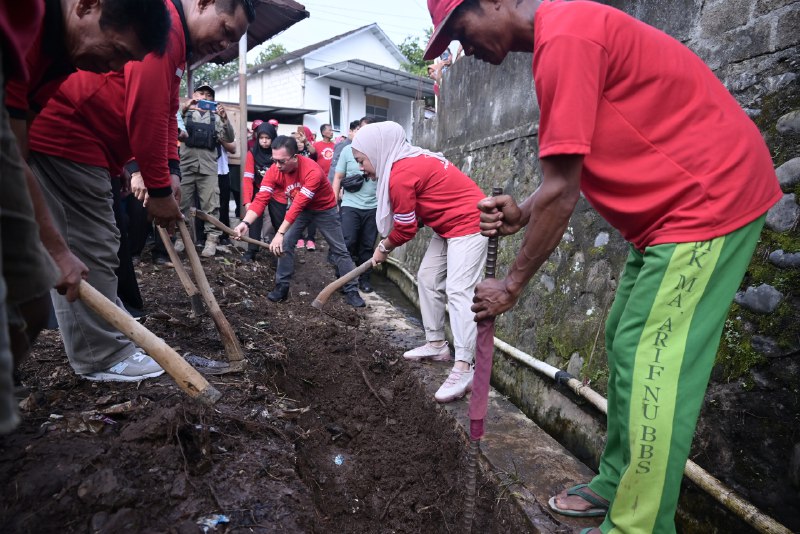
[396, 0, 800, 530]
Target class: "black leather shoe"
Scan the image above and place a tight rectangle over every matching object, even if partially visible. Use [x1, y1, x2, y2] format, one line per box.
[153, 254, 169, 266]
[242, 251, 256, 263]
[268, 283, 290, 302]
[344, 291, 365, 308]
[359, 280, 374, 293]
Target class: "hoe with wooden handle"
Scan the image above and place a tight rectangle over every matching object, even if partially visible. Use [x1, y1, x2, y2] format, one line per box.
[177, 220, 244, 363]
[191, 208, 270, 252]
[77, 280, 221, 404]
[157, 226, 204, 316]
[311, 259, 374, 310]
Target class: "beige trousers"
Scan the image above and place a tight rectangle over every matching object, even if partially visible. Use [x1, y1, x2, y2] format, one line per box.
[417, 232, 488, 364]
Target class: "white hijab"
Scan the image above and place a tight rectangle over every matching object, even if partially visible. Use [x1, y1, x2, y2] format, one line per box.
[352, 121, 447, 236]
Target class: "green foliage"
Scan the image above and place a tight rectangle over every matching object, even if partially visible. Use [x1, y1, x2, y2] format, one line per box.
[397, 30, 432, 77]
[180, 43, 289, 96]
[252, 43, 288, 66]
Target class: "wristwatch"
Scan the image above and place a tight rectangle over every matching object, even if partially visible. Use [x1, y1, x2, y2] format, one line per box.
[242, 220, 251, 228]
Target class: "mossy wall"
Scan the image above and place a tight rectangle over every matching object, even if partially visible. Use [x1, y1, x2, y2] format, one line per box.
[400, 0, 800, 530]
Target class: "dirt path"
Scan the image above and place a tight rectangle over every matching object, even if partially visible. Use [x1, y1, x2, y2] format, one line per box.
[0, 243, 532, 533]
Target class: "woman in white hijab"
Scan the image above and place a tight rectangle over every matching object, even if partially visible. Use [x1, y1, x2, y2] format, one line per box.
[352, 121, 488, 403]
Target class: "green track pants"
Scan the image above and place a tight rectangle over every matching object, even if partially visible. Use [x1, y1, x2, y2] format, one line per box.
[588, 215, 766, 534]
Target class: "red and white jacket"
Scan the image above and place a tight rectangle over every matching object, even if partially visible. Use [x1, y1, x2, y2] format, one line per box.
[387, 155, 484, 246]
[249, 155, 336, 225]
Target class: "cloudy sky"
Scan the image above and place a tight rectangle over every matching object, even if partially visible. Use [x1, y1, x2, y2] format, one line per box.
[251, 0, 435, 58]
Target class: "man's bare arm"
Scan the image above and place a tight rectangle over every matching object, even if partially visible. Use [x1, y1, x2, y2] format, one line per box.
[472, 154, 583, 320]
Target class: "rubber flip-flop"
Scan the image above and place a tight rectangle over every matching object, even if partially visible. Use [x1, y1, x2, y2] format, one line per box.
[548, 483, 609, 518]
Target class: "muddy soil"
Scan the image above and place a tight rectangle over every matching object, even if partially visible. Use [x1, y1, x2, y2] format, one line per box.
[0, 242, 532, 534]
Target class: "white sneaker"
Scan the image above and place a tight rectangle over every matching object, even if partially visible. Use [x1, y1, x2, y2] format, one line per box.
[174, 238, 185, 253]
[402, 342, 452, 361]
[434, 366, 474, 403]
[82, 352, 165, 382]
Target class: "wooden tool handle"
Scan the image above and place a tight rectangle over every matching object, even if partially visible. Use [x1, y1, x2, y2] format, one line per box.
[77, 280, 221, 404]
[312, 259, 374, 309]
[157, 226, 204, 316]
[177, 220, 244, 362]
[192, 208, 269, 250]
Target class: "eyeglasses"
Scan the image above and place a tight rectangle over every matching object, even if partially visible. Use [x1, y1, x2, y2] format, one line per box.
[273, 157, 294, 165]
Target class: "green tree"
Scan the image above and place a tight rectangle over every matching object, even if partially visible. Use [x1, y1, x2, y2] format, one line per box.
[398, 30, 432, 77]
[182, 43, 289, 95]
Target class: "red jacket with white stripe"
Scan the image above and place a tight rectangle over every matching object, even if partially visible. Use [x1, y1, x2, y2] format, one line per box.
[249, 155, 335, 225]
[387, 155, 484, 246]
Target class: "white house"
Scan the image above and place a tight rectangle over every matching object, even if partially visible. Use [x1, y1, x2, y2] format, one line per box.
[213, 24, 434, 137]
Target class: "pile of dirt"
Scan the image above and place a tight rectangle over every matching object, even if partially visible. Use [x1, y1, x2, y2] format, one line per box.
[0, 244, 532, 533]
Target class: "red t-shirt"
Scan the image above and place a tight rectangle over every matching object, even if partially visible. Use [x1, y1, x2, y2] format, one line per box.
[313, 140, 335, 176]
[533, 0, 781, 250]
[25, 0, 184, 191]
[249, 155, 336, 225]
[5, 0, 74, 118]
[387, 155, 483, 246]
[243, 150, 286, 204]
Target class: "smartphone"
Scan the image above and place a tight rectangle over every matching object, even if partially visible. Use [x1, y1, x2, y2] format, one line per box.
[197, 99, 217, 111]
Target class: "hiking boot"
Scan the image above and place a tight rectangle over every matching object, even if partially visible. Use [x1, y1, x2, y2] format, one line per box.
[201, 234, 219, 257]
[153, 254, 170, 266]
[305, 240, 316, 251]
[81, 352, 165, 382]
[268, 283, 290, 302]
[359, 280, 374, 293]
[344, 291, 365, 308]
[174, 238, 185, 253]
[242, 251, 257, 263]
[296, 239, 305, 249]
[403, 342, 452, 361]
[434, 366, 474, 403]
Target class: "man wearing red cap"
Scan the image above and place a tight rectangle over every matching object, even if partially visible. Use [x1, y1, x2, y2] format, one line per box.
[425, 1, 783, 533]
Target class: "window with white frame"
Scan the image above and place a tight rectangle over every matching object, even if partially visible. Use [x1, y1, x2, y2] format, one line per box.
[329, 86, 342, 131]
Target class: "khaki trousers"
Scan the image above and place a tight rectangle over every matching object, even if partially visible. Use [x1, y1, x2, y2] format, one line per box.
[417, 232, 487, 364]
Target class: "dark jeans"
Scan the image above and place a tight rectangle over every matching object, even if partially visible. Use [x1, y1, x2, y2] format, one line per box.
[110, 177, 143, 315]
[218, 173, 231, 229]
[301, 220, 317, 242]
[276, 207, 358, 293]
[228, 164, 241, 218]
[341, 206, 377, 283]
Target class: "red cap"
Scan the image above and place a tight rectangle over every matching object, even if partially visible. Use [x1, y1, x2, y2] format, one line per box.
[423, 0, 464, 60]
[268, 119, 279, 127]
[251, 119, 264, 130]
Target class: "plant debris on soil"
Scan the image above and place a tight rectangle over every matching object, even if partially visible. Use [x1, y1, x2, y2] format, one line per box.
[1, 242, 533, 533]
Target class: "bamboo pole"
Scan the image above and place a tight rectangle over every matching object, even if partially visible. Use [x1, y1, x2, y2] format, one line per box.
[177, 220, 244, 363]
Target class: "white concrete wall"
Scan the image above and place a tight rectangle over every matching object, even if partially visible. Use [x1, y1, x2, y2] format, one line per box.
[214, 61, 305, 107]
[387, 98, 413, 137]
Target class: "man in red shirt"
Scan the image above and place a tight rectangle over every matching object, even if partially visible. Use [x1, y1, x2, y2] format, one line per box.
[425, 1, 782, 532]
[22, 0, 254, 383]
[1, 0, 171, 431]
[234, 136, 365, 307]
